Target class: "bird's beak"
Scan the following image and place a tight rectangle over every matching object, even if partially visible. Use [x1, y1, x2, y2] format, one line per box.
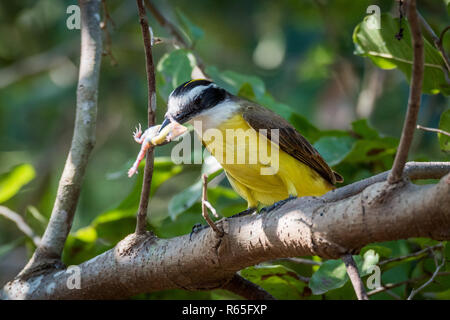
[158, 117, 171, 134]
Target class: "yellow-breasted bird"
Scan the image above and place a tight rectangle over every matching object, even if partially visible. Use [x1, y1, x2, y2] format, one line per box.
[159, 79, 343, 210]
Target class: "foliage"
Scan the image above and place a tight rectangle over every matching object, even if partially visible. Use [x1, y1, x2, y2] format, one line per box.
[354, 13, 450, 96]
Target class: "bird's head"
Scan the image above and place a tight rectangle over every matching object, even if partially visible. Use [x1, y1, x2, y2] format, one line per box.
[159, 79, 229, 131]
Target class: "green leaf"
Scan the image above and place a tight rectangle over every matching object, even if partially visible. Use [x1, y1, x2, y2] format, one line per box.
[343, 137, 397, 163]
[351, 119, 379, 139]
[240, 265, 307, 299]
[438, 109, 450, 152]
[175, 8, 204, 45]
[360, 244, 392, 258]
[168, 161, 222, 221]
[206, 66, 266, 99]
[353, 13, 450, 95]
[309, 252, 379, 295]
[237, 82, 256, 100]
[157, 49, 197, 98]
[0, 164, 35, 203]
[168, 179, 203, 221]
[206, 66, 322, 142]
[97, 158, 182, 223]
[309, 259, 348, 295]
[360, 249, 380, 276]
[313, 136, 356, 166]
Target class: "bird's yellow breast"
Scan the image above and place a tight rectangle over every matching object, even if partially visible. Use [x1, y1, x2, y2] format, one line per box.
[199, 114, 333, 207]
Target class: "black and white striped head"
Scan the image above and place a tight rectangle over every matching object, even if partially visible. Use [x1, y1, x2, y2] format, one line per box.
[160, 79, 229, 130]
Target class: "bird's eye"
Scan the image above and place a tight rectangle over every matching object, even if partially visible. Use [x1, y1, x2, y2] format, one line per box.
[194, 96, 202, 105]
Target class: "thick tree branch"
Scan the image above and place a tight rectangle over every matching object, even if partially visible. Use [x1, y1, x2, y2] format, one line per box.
[17, 0, 103, 277]
[135, 0, 157, 235]
[3, 170, 449, 299]
[388, 0, 424, 184]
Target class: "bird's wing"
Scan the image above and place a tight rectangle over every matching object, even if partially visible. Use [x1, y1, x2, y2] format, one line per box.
[241, 100, 343, 185]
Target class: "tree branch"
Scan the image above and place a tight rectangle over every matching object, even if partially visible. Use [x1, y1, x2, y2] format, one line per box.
[143, 0, 208, 78]
[135, 0, 157, 235]
[416, 125, 450, 137]
[3, 170, 449, 299]
[407, 247, 446, 300]
[17, 0, 103, 277]
[367, 271, 450, 296]
[388, 0, 424, 184]
[0, 206, 41, 247]
[201, 174, 224, 236]
[143, 0, 187, 47]
[379, 242, 443, 266]
[418, 13, 450, 74]
[342, 254, 368, 300]
[323, 161, 450, 202]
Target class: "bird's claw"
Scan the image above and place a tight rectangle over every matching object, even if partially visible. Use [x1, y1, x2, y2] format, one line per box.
[189, 223, 206, 241]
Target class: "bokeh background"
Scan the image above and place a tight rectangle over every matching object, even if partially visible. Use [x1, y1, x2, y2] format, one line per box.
[0, 0, 449, 299]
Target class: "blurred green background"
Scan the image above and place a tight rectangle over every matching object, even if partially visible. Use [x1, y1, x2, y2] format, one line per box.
[0, 0, 449, 299]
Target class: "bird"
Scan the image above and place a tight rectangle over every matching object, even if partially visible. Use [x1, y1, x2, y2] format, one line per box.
[159, 79, 343, 211]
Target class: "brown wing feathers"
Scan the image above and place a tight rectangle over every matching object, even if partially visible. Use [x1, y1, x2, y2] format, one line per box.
[241, 101, 343, 185]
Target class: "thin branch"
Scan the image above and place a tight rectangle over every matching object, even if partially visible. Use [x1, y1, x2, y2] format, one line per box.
[203, 200, 220, 219]
[0, 206, 40, 247]
[223, 274, 275, 300]
[439, 26, 450, 47]
[143, 0, 187, 47]
[417, 124, 450, 137]
[379, 242, 443, 266]
[407, 249, 446, 300]
[418, 13, 450, 74]
[323, 161, 450, 202]
[282, 257, 322, 266]
[367, 271, 450, 296]
[201, 174, 224, 236]
[0, 42, 77, 89]
[385, 290, 402, 300]
[342, 254, 369, 300]
[100, 0, 117, 66]
[19, 0, 103, 276]
[143, 0, 208, 78]
[388, 0, 424, 184]
[135, 0, 157, 235]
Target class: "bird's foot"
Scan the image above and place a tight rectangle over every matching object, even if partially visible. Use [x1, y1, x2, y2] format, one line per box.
[259, 196, 297, 214]
[227, 207, 258, 219]
[189, 223, 208, 241]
